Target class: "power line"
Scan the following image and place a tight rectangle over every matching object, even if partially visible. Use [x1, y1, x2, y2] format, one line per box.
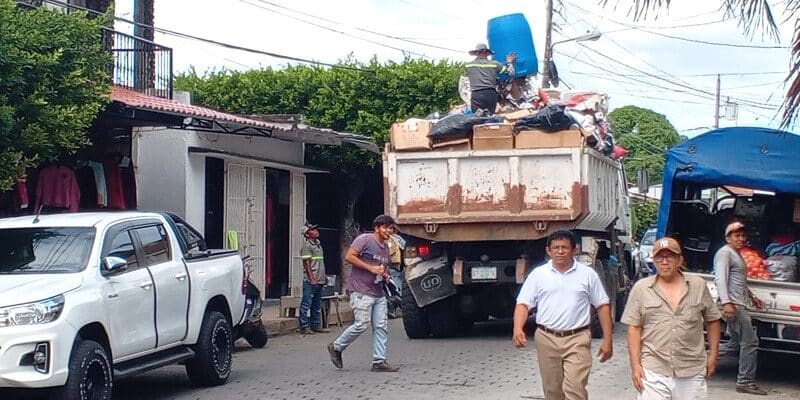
[246, 0, 465, 54]
[566, 0, 789, 49]
[236, 0, 432, 58]
[568, 71, 787, 78]
[36, 0, 375, 71]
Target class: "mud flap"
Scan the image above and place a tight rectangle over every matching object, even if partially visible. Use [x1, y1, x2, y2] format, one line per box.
[405, 255, 457, 307]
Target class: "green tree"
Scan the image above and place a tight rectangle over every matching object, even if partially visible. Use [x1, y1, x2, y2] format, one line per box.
[176, 58, 462, 271]
[631, 197, 659, 240]
[609, 105, 680, 185]
[606, 0, 800, 126]
[0, 0, 111, 190]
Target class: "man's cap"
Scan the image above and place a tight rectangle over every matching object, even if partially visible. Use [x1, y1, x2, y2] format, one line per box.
[301, 223, 318, 236]
[469, 43, 494, 55]
[725, 221, 746, 236]
[372, 214, 397, 228]
[652, 237, 682, 256]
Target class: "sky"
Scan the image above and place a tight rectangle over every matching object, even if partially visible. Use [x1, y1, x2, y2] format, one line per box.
[114, 0, 796, 136]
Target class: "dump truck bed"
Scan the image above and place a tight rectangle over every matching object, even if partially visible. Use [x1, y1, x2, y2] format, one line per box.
[383, 145, 622, 241]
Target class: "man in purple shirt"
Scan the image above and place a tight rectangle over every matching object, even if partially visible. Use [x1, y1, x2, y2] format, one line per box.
[328, 215, 399, 372]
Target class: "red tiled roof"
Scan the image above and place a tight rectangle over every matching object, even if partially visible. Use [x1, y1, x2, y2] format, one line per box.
[110, 86, 275, 129]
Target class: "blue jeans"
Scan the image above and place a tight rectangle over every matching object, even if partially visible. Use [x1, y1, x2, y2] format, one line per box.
[719, 307, 759, 385]
[299, 281, 323, 329]
[333, 293, 388, 363]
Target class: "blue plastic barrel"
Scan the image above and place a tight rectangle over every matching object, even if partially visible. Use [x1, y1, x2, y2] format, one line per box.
[487, 13, 538, 78]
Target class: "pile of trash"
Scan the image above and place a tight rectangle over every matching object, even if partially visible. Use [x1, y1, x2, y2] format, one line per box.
[390, 80, 628, 159]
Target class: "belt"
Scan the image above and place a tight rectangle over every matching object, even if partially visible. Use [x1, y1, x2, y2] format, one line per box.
[537, 325, 589, 337]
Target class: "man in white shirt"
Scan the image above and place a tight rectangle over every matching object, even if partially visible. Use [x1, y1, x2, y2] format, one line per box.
[513, 230, 614, 400]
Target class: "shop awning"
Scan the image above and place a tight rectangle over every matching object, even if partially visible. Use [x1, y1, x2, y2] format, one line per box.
[107, 86, 379, 153]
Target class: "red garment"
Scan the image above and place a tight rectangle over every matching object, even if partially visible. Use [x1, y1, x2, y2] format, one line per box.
[103, 158, 126, 210]
[34, 166, 80, 212]
[15, 178, 29, 210]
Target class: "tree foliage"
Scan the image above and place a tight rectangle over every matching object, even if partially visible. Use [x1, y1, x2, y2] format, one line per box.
[609, 105, 680, 185]
[631, 197, 659, 240]
[0, 0, 111, 190]
[175, 58, 463, 177]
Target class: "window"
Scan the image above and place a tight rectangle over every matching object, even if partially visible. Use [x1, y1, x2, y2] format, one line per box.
[175, 222, 205, 252]
[107, 231, 138, 270]
[0, 228, 95, 274]
[134, 225, 171, 265]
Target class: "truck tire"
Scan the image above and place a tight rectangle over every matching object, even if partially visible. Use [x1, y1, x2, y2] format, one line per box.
[186, 311, 233, 386]
[51, 340, 113, 400]
[426, 297, 459, 338]
[401, 282, 430, 338]
[244, 319, 269, 348]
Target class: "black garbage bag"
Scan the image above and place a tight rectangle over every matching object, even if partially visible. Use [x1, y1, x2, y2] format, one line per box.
[514, 104, 576, 132]
[428, 113, 502, 140]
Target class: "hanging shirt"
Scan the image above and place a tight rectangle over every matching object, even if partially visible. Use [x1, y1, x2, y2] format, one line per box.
[34, 166, 80, 212]
[104, 157, 126, 210]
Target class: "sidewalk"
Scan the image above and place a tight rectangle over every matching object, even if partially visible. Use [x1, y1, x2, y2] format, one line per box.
[262, 298, 354, 337]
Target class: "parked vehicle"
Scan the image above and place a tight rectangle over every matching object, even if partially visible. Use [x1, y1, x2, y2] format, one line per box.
[657, 127, 800, 355]
[636, 227, 657, 277]
[384, 141, 632, 338]
[0, 212, 247, 399]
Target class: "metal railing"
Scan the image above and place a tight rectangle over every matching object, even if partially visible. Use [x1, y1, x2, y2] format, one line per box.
[102, 28, 173, 99]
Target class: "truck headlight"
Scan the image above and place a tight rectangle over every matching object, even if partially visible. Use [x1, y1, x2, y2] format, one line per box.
[0, 295, 64, 327]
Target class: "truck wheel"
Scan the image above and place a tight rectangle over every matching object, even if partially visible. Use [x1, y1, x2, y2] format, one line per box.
[401, 282, 430, 338]
[244, 320, 269, 348]
[186, 311, 233, 386]
[51, 340, 113, 400]
[426, 297, 459, 338]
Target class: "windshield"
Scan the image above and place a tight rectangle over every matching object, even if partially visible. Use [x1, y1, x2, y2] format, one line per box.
[0, 227, 95, 273]
[641, 231, 656, 246]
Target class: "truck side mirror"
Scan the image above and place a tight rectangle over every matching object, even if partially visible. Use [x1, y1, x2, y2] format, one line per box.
[102, 256, 128, 275]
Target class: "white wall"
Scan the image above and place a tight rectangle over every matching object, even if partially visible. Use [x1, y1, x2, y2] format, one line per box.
[132, 127, 188, 217]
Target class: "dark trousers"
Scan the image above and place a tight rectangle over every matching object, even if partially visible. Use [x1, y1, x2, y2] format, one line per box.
[299, 281, 323, 329]
[471, 88, 499, 114]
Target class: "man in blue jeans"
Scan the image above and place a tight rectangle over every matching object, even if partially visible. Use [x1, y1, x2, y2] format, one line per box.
[298, 223, 328, 334]
[327, 215, 399, 372]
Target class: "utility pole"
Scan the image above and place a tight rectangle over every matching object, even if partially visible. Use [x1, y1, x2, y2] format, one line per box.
[541, 0, 554, 88]
[713, 74, 720, 129]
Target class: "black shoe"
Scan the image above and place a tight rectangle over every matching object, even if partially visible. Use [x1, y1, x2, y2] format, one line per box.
[371, 361, 399, 372]
[736, 383, 767, 395]
[298, 327, 315, 335]
[327, 342, 343, 369]
[311, 327, 330, 333]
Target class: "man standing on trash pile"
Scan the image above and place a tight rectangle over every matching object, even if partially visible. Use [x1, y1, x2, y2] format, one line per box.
[328, 215, 400, 372]
[622, 237, 721, 400]
[465, 43, 516, 114]
[512, 230, 613, 400]
[297, 222, 328, 335]
[714, 222, 768, 396]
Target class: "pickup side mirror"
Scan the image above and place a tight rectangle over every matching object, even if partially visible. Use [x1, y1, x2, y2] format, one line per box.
[102, 256, 128, 275]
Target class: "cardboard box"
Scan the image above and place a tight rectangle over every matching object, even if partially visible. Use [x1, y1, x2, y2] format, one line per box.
[390, 119, 432, 151]
[431, 137, 471, 151]
[472, 123, 514, 150]
[515, 129, 583, 149]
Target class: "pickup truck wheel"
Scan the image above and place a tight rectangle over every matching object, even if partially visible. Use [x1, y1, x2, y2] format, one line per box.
[51, 340, 113, 400]
[426, 297, 459, 338]
[401, 281, 430, 338]
[186, 311, 233, 386]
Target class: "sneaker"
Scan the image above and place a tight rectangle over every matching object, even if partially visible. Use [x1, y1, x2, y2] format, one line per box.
[327, 342, 343, 369]
[371, 361, 399, 372]
[311, 327, 330, 333]
[736, 383, 767, 395]
[298, 327, 315, 335]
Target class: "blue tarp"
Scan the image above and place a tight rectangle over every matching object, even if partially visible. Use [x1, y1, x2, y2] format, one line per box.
[656, 127, 800, 237]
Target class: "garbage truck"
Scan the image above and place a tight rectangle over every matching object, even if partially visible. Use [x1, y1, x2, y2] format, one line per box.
[657, 127, 800, 355]
[383, 115, 633, 338]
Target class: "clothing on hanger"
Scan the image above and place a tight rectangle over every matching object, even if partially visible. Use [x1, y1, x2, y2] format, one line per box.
[34, 165, 80, 212]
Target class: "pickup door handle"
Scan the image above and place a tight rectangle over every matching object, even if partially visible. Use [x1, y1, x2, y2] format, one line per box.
[107, 293, 119, 299]
[174, 272, 188, 281]
[139, 281, 153, 290]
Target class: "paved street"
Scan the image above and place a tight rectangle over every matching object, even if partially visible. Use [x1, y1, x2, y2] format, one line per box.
[105, 319, 800, 400]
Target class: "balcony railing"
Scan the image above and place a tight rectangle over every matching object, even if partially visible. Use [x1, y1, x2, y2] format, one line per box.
[103, 28, 173, 99]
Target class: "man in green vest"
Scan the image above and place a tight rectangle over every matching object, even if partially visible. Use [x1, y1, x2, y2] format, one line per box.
[465, 43, 516, 114]
[298, 222, 328, 334]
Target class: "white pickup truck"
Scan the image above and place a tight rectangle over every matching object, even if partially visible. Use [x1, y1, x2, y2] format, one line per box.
[0, 212, 247, 400]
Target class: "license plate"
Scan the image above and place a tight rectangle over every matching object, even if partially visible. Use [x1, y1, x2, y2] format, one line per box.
[471, 267, 496, 280]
